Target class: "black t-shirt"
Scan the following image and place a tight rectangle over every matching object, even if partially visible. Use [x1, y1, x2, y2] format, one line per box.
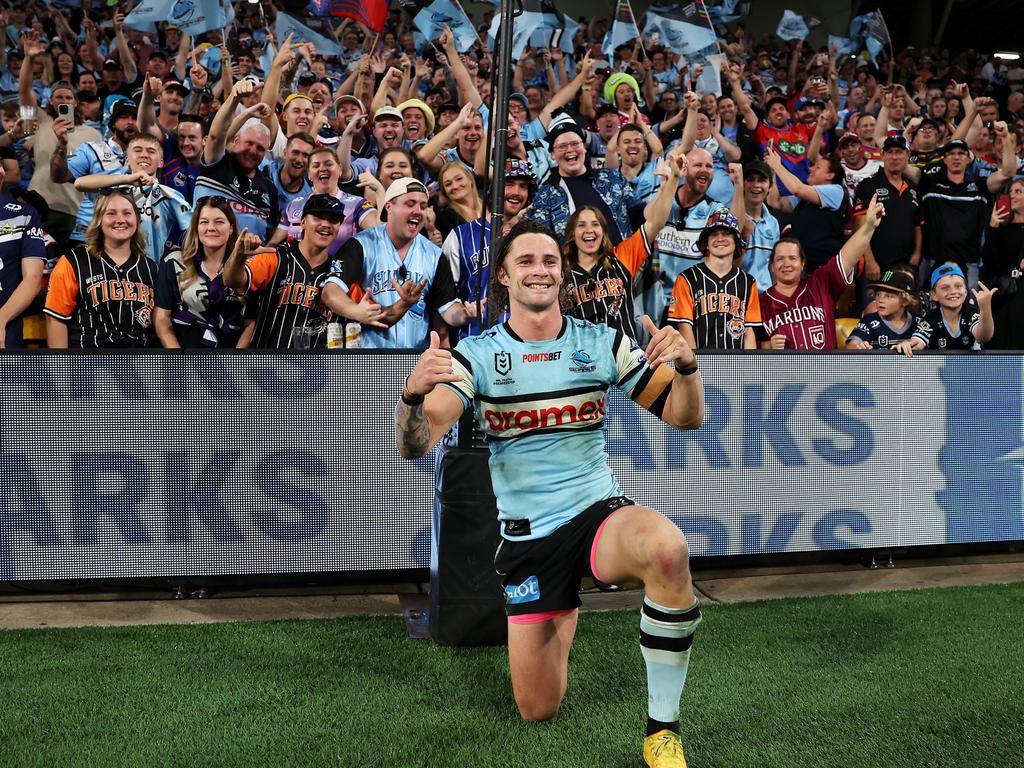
[854, 170, 920, 266]
[919, 167, 990, 264]
[917, 306, 982, 350]
[848, 311, 921, 348]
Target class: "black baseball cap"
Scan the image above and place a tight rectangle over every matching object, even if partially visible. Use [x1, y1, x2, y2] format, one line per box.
[882, 135, 909, 152]
[302, 194, 346, 222]
[765, 95, 789, 112]
[595, 103, 619, 119]
[162, 79, 189, 96]
[743, 158, 773, 180]
[944, 139, 970, 153]
[915, 117, 940, 132]
[108, 99, 137, 126]
[870, 270, 916, 295]
[297, 71, 317, 87]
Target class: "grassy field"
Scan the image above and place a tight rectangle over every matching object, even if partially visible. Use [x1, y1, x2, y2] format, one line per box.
[0, 583, 1019, 768]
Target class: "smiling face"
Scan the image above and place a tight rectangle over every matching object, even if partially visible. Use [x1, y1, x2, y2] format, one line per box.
[614, 82, 635, 111]
[377, 149, 413, 185]
[618, 127, 647, 168]
[176, 120, 204, 162]
[385, 191, 428, 243]
[232, 127, 270, 174]
[685, 148, 714, 195]
[704, 227, 737, 260]
[307, 82, 331, 113]
[458, 114, 484, 155]
[440, 164, 473, 204]
[503, 178, 530, 217]
[499, 232, 563, 313]
[572, 209, 605, 257]
[768, 102, 789, 128]
[302, 212, 342, 250]
[839, 140, 863, 166]
[101, 193, 139, 245]
[284, 97, 314, 134]
[403, 107, 427, 140]
[770, 241, 804, 287]
[308, 151, 341, 193]
[551, 133, 586, 177]
[743, 173, 770, 205]
[196, 202, 233, 252]
[932, 273, 967, 310]
[127, 137, 163, 176]
[283, 137, 313, 179]
[373, 116, 405, 149]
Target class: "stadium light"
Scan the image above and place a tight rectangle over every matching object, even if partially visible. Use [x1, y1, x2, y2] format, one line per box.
[994, 52, 1020, 60]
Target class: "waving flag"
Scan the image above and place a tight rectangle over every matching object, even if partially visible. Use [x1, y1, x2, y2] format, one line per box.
[125, 0, 235, 35]
[643, 2, 718, 57]
[487, 0, 579, 61]
[828, 34, 859, 59]
[311, 0, 388, 33]
[775, 10, 818, 42]
[706, 0, 749, 25]
[863, 10, 890, 65]
[402, 0, 479, 52]
[602, 0, 641, 60]
[276, 12, 343, 56]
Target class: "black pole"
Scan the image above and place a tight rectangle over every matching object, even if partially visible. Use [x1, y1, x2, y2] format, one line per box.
[483, 0, 519, 328]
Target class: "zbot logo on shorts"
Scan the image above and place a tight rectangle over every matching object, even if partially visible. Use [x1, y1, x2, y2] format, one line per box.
[505, 575, 541, 604]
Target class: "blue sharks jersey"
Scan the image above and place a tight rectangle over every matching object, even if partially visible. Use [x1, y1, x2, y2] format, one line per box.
[327, 226, 460, 350]
[443, 316, 668, 540]
[67, 139, 126, 242]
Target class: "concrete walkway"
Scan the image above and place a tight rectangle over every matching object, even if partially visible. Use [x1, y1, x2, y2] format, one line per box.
[2, 552, 1022, 631]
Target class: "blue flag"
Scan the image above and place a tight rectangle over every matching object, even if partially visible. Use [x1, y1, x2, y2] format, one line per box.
[643, 3, 718, 57]
[828, 34, 860, 59]
[602, 0, 641, 60]
[406, 0, 478, 53]
[125, 0, 235, 36]
[487, 0, 578, 60]
[775, 10, 811, 42]
[863, 10, 890, 65]
[275, 12, 342, 56]
[706, 0, 749, 25]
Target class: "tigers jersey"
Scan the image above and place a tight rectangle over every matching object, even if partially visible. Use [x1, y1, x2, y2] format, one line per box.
[564, 226, 652, 339]
[244, 241, 337, 349]
[668, 262, 762, 349]
[442, 316, 674, 541]
[43, 245, 157, 348]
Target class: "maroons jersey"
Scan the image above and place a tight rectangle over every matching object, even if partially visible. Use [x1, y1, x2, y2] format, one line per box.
[761, 254, 853, 350]
[443, 316, 672, 540]
[43, 245, 157, 348]
[668, 262, 762, 349]
[243, 241, 337, 349]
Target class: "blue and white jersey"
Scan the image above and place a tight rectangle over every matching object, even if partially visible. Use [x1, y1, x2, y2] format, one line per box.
[72, 171, 193, 262]
[270, 162, 313, 212]
[443, 317, 656, 540]
[442, 217, 491, 340]
[327, 226, 459, 350]
[741, 204, 781, 292]
[67, 139, 127, 242]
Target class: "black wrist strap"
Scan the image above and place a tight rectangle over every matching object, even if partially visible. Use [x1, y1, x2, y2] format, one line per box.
[674, 361, 699, 376]
[401, 376, 425, 406]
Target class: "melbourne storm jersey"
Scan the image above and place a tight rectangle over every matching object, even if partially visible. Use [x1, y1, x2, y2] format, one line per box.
[443, 316, 673, 541]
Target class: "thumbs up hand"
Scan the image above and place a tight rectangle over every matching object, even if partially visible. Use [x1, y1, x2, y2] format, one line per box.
[404, 330, 462, 400]
[642, 315, 696, 370]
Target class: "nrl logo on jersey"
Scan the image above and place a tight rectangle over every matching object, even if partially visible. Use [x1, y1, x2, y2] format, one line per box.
[494, 352, 512, 376]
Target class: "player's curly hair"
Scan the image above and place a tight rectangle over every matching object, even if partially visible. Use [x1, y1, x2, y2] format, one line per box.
[86, 190, 148, 264]
[487, 219, 572, 318]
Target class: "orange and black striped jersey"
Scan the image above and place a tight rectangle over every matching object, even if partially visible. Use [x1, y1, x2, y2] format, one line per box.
[43, 246, 157, 348]
[564, 227, 651, 339]
[668, 262, 762, 350]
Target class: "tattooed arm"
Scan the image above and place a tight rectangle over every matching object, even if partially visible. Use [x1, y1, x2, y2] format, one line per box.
[396, 330, 467, 459]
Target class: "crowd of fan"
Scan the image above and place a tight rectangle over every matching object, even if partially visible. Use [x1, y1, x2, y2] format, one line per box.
[1, 1, 1023, 353]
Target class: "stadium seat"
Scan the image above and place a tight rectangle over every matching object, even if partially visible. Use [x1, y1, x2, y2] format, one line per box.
[835, 317, 859, 349]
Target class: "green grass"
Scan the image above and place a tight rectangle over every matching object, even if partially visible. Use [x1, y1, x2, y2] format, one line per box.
[0, 583, 1020, 768]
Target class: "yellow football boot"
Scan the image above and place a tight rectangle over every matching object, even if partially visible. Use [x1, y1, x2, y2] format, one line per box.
[643, 729, 688, 768]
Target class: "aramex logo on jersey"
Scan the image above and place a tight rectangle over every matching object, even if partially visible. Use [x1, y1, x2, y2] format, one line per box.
[482, 396, 606, 434]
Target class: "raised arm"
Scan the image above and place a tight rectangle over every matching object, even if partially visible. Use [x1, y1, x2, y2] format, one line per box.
[764, 145, 822, 207]
[205, 80, 254, 165]
[642, 150, 684, 242]
[729, 63, 758, 131]
[679, 91, 699, 153]
[336, 113, 367, 184]
[417, 101, 472, 173]
[137, 77, 164, 140]
[538, 51, 592, 130]
[113, 13, 138, 84]
[874, 90, 891, 148]
[986, 121, 1018, 193]
[840, 193, 884, 275]
[439, 25, 482, 109]
[639, 315, 704, 430]
[261, 32, 297, 141]
[18, 32, 42, 108]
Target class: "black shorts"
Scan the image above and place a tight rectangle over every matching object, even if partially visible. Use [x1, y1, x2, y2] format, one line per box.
[494, 496, 634, 618]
